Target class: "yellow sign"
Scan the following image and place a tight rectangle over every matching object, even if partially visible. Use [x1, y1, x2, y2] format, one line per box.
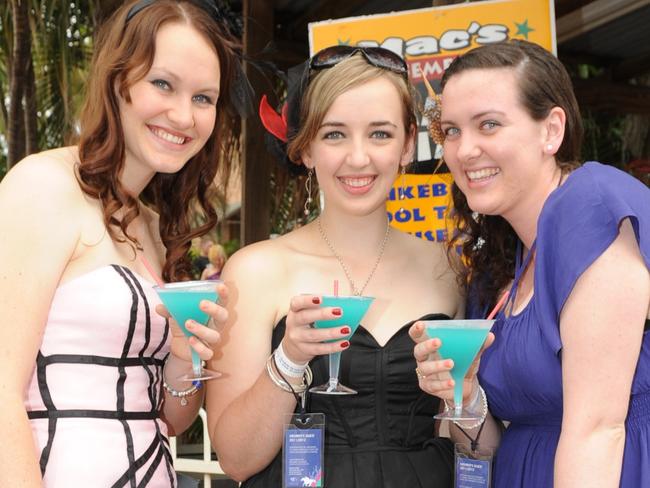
[309, 0, 555, 241]
[309, 0, 555, 57]
[387, 173, 455, 242]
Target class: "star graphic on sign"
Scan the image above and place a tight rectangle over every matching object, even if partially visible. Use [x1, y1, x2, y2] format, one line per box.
[514, 19, 534, 39]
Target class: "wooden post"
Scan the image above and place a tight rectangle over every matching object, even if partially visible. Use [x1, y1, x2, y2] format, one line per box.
[240, 0, 274, 245]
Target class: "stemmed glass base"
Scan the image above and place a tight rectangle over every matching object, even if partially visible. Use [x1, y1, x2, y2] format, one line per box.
[177, 368, 221, 382]
[309, 350, 357, 395]
[434, 407, 483, 422]
[310, 379, 357, 395]
[177, 349, 221, 382]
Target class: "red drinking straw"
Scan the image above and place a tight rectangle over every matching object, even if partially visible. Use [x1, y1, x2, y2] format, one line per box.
[139, 255, 165, 287]
[486, 290, 509, 320]
[333, 279, 339, 297]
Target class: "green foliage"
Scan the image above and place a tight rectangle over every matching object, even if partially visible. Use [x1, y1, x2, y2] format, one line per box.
[574, 62, 631, 168]
[581, 110, 628, 169]
[0, 5, 10, 176]
[221, 238, 240, 258]
[30, 0, 96, 150]
[269, 170, 317, 236]
[0, 0, 98, 177]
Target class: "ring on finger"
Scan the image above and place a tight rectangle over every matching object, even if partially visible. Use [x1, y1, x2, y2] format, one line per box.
[415, 367, 426, 380]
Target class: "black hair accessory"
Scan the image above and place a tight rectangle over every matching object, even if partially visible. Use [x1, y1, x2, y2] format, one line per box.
[259, 61, 309, 176]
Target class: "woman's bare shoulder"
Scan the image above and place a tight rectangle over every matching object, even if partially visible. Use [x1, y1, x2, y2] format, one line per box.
[222, 235, 292, 281]
[0, 147, 85, 209]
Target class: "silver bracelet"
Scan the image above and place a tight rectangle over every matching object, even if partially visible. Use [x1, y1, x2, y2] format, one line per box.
[162, 360, 203, 406]
[275, 343, 308, 377]
[449, 385, 488, 430]
[266, 354, 312, 394]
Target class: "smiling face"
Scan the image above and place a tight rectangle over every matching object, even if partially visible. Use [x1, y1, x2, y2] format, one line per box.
[440, 67, 561, 221]
[301, 76, 414, 217]
[118, 21, 221, 188]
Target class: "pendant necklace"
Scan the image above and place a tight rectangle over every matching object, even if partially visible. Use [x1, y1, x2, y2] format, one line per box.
[317, 216, 391, 296]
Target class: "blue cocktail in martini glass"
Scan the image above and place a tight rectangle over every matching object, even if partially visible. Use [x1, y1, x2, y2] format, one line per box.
[153, 280, 220, 382]
[310, 295, 374, 395]
[423, 319, 494, 420]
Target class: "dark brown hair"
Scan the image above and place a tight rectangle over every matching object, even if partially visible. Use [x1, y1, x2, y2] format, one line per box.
[77, 0, 240, 281]
[442, 39, 584, 311]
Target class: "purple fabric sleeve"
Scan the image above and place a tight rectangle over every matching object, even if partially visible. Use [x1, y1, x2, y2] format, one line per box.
[534, 162, 650, 354]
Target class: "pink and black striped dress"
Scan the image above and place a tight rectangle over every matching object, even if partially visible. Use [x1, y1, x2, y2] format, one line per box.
[25, 264, 176, 487]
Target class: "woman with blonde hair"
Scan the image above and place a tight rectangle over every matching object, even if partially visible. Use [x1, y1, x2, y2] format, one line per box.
[207, 46, 464, 487]
[201, 243, 227, 280]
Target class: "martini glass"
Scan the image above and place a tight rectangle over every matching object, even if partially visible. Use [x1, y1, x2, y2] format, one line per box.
[310, 295, 374, 395]
[423, 319, 494, 421]
[153, 280, 221, 382]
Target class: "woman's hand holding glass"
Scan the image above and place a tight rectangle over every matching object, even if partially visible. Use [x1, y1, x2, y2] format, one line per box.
[409, 320, 494, 404]
[158, 281, 229, 365]
[281, 294, 351, 366]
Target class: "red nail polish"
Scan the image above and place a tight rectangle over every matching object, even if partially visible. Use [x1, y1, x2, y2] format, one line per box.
[312, 297, 321, 304]
[341, 327, 350, 335]
[340, 341, 350, 348]
[333, 308, 342, 316]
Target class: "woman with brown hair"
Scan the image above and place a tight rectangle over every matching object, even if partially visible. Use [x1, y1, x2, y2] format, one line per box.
[207, 47, 464, 487]
[412, 39, 650, 487]
[0, 1, 242, 485]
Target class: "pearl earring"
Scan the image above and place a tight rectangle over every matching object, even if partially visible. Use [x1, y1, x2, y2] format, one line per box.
[546, 144, 553, 151]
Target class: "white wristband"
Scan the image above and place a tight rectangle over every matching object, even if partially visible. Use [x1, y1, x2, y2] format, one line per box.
[274, 342, 308, 378]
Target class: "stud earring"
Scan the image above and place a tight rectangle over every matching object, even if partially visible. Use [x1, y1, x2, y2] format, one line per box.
[304, 168, 313, 216]
[546, 144, 553, 151]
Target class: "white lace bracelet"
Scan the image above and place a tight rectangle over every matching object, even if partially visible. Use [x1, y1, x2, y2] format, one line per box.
[274, 342, 308, 377]
[444, 385, 488, 430]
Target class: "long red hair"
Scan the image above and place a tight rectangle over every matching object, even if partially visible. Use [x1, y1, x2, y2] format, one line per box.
[77, 0, 240, 281]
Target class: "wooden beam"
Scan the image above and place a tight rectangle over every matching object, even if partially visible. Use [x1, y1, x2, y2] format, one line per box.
[241, 0, 275, 245]
[573, 78, 650, 114]
[555, 0, 597, 18]
[556, 0, 650, 43]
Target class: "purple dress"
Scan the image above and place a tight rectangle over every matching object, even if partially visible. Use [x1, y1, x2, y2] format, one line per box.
[478, 162, 650, 487]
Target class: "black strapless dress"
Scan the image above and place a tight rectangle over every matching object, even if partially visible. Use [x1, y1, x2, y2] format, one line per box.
[242, 313, 454, 488]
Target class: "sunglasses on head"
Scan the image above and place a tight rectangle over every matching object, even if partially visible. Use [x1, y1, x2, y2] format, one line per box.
[309, 46, 408, 80]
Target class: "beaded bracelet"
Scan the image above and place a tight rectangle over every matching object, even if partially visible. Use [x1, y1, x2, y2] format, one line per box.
[162, 360, 203, 406]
